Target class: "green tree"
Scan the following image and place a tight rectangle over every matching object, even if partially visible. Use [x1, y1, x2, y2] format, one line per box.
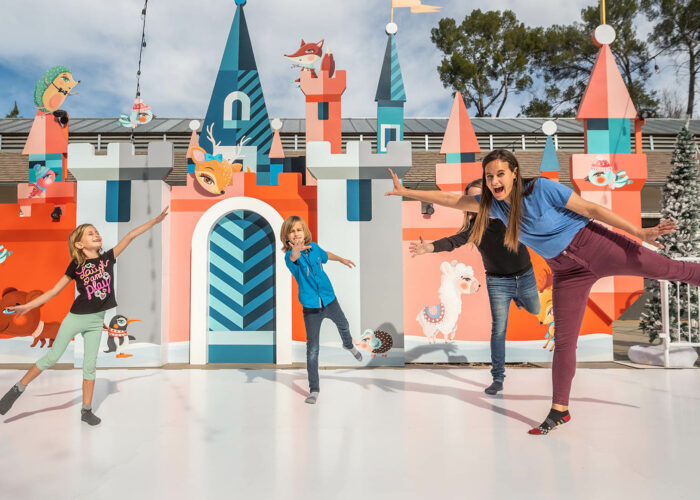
[523, 0, 658, 117]
[639, 125, 700, 342]
[5, 101, 19, 118]
[641, 0, 699, 117]
[431, 9, 537, 117]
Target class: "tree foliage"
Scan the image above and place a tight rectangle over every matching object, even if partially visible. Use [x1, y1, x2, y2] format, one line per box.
[641, 0, 700, 117]
[5, 101, 19, 118]
[522, 0, 658, 117]
[431, 9, 537, 117]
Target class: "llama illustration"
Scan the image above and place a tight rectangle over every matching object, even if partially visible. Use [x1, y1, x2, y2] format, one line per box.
[416, 260, 480, 343]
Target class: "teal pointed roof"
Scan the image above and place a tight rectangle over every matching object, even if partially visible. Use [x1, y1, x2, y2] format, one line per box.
[199, 2, 272, 168]
[375, 34, 406, 103]
[219, 5, 255, 71]
[539, 135, 560, 172]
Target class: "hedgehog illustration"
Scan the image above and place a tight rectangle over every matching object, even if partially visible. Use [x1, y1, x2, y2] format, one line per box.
[353, 329, 393, 357]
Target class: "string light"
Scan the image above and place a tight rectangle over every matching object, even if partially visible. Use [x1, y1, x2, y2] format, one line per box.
[131, 0, 149, 142]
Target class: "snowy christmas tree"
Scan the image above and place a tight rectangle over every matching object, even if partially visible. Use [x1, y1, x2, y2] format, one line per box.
[639, 124, 700, 342]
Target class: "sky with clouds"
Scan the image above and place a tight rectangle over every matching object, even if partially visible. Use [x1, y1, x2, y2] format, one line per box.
[0, 0, 684, 120]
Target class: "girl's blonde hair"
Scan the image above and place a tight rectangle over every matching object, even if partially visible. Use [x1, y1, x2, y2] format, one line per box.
[468, 150, 536, 252]
[280, 215, 312, 252]
[68, 224, 100, 266]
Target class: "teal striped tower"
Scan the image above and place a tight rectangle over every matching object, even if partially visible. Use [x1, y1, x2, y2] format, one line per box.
[539, 121, 561, 181]
[375, 22, 406, 153]
[200, 0, 273, 178]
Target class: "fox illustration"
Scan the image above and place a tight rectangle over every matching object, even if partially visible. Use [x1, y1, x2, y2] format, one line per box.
[537, 287, 555, 351]
[536, 266, 555, 351]
[284, 39, 335, 80]
[188, 124, 250, 195]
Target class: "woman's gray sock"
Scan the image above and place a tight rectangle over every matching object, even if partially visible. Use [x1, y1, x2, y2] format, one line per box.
[15, 381, 26, 392]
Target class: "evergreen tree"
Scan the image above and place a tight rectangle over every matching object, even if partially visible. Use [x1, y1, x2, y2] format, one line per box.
[5, 101, 19, 118]
[639, 124, 700, 342]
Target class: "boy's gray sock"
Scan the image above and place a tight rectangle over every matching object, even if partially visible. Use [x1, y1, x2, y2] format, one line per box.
[15, 381, 26, 393]
[305, 391, 319, 404]
[344, 345, 363, 362]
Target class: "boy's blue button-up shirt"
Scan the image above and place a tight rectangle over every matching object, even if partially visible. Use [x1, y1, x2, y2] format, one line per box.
[285, 242, 336, 308]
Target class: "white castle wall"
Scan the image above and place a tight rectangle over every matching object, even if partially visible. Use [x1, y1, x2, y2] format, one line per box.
[307, 140, 411, 364]
[68, 142, 173, 364]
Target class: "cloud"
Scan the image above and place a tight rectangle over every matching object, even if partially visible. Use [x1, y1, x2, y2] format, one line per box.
[0, 0, 687, 120]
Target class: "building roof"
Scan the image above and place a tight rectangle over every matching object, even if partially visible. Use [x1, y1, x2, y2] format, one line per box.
[1, 117, 697, 136]
[0, 149, 684, 187]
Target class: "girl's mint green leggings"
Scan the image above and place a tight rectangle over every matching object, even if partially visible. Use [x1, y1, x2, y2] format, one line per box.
[36, 311, 106, 380]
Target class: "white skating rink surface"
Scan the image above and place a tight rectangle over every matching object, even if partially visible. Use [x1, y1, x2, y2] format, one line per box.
[1, 367, 699, 500]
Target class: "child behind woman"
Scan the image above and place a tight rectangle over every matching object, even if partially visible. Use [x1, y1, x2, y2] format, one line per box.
[281, 215, 362, 404]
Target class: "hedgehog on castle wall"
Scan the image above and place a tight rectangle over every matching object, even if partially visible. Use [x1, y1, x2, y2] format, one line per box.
[353, 329, 393, 357]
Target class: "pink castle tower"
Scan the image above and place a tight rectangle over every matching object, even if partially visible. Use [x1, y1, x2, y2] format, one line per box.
[570, 23, 648, 322]
[299, 64, 347, 153]
[435, 92, 481, 193]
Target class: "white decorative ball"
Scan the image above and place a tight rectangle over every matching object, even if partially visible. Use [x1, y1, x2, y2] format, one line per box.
[189, 120, 201, 131]
[542, 120, 557, 136]
[386, 22, 398, 35]
[593, 24, 616, 46]
[270, 118, 283, 131]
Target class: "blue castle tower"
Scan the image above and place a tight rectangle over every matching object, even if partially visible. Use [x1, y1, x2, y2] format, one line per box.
[199, 0, 274, 183]
[375, 22, 406, 153]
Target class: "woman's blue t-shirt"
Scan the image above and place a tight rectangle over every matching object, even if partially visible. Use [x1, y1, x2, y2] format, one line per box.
[475, 178, 589, 259]
[285, 242, 336, 308]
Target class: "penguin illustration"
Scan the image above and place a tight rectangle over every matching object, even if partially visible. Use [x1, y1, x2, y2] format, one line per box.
[103, 315, 140, 358]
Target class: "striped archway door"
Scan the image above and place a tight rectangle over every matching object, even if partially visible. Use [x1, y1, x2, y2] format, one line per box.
[207, 210, 276, 363]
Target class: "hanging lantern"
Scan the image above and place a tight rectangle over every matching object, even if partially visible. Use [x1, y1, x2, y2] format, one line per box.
[118, 97, 153, 129]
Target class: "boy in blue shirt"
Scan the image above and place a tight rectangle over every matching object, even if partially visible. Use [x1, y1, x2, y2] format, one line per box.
[282, 215, 362, 404]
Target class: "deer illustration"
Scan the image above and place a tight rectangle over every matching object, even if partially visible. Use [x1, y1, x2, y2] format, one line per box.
[188, 123, 250, 195]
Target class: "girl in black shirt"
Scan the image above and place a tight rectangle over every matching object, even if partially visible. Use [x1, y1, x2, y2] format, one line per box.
[0, 208, 168, 425]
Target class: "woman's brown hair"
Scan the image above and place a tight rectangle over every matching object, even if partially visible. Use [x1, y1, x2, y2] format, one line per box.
[458, 178, 484, 233]
[468, 150, 536, 252]
[68, 224, 99, 266]
[280, 215, 312, 252]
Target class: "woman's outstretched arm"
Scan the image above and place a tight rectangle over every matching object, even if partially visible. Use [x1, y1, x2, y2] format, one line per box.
[565, 192, 676, 248]
[384, 169, 480, 212]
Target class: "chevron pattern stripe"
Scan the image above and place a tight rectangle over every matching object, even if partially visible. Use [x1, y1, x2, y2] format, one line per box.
[208, 210, 275, 333]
